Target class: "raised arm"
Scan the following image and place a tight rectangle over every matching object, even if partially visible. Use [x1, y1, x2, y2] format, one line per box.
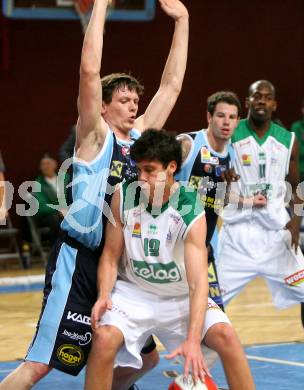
[135, 0, 189, 132]
[166, 215, 210, 383]
[91, 189, 124, 330]
[76, 0, 112, 161]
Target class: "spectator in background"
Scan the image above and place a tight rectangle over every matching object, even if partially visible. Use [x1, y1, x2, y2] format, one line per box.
[291, 99, 304, 181]
[0, 151, 6, 222]
[33, 154, 68, 244]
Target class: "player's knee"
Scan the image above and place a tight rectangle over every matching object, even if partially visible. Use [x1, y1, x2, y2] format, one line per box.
[141, 348, 159, 371]
[205, 323, 239, 353]
[23, 361, 51, 383]
[92, 326, 122, 359]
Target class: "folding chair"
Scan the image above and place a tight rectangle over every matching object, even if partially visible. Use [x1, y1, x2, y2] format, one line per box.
[0, 213, 23, 267]
[25, 214, 50, 266]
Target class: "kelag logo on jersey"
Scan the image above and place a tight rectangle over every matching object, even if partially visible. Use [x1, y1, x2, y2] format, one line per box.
[131, 259, 182, 283]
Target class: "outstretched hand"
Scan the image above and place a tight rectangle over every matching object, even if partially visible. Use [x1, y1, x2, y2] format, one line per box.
[165, 339, 211, 384]
[91, 297, 112, 331]
[159, 0, 189, 20]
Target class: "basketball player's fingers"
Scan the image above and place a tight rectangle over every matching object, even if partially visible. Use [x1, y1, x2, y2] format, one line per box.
[91, 314, 98, 331]
[106, 298, 112, 310]
[91, 301, 105, 329]
[196, 356, 207, 383]
[201, 358, 212, 378]
[164, 349, 180, 360]
[191, 359, 200, 384]
[199, 369, 206, 384]
[183, 355, 191, 379]
[292, 237, 299, 253]
[91, 308, 100, 331]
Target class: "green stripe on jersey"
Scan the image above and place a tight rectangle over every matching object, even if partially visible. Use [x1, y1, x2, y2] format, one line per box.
[170, 185, 203, 227]
[232, 119, 292, 148]
[122, 181, 203, 226]
[122, 179, 141, 213]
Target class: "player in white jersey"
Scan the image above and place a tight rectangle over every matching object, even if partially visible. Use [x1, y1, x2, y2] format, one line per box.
[86, 130, 255, 390]
[217, 80, 304, 315]
[0, 1, 189, 389]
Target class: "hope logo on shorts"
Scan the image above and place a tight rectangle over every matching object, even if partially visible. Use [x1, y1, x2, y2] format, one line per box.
[57, 344, 84, 367]
[131, 259, 182, 284]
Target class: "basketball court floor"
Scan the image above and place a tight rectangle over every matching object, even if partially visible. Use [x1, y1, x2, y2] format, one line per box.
[0, 264, 303, 389]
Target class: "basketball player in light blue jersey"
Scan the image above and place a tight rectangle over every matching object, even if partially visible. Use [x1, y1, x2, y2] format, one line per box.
[0, 1, 189, 389]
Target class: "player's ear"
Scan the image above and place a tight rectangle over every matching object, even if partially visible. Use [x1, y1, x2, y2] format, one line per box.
[101, 101, 107, 115]
[168, 161, 177, 175]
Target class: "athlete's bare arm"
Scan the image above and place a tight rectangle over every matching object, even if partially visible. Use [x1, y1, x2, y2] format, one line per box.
[177, 134, 192, 163]
[91, 189, 123, 330]
[135, 0, 189, 132]
[165, 215, 210, 383]
[286, 138, 302, 251]
[76, 0, 112, 161]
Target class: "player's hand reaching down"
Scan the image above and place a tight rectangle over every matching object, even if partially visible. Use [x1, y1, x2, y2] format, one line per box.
[253, 193, 267, 208]
[165, 338, 211, 384]
[159, 0, 189, 20]
[91, 296, 112, 331]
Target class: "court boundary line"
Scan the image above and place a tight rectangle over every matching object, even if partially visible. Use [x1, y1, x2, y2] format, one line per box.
[246, 354, 304, 367]
[0, 274, 44, 286]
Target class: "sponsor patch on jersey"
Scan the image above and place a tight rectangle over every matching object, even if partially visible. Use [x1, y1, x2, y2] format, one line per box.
[166, 230, 172, 241]
[201, 147, 211, 163]
[189, 175, 201, 190]
[132, 222, 141, 238]
[215, 165, 226, 177]
[242, 154, 251, 166]
[121, 146, 130, 156]
[110, 160, 124, 177]
[131, 259, 182, 283]
[284, 269, 304, 286]
[203, 164, 213, 174]
[210, 156, 219, 165]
